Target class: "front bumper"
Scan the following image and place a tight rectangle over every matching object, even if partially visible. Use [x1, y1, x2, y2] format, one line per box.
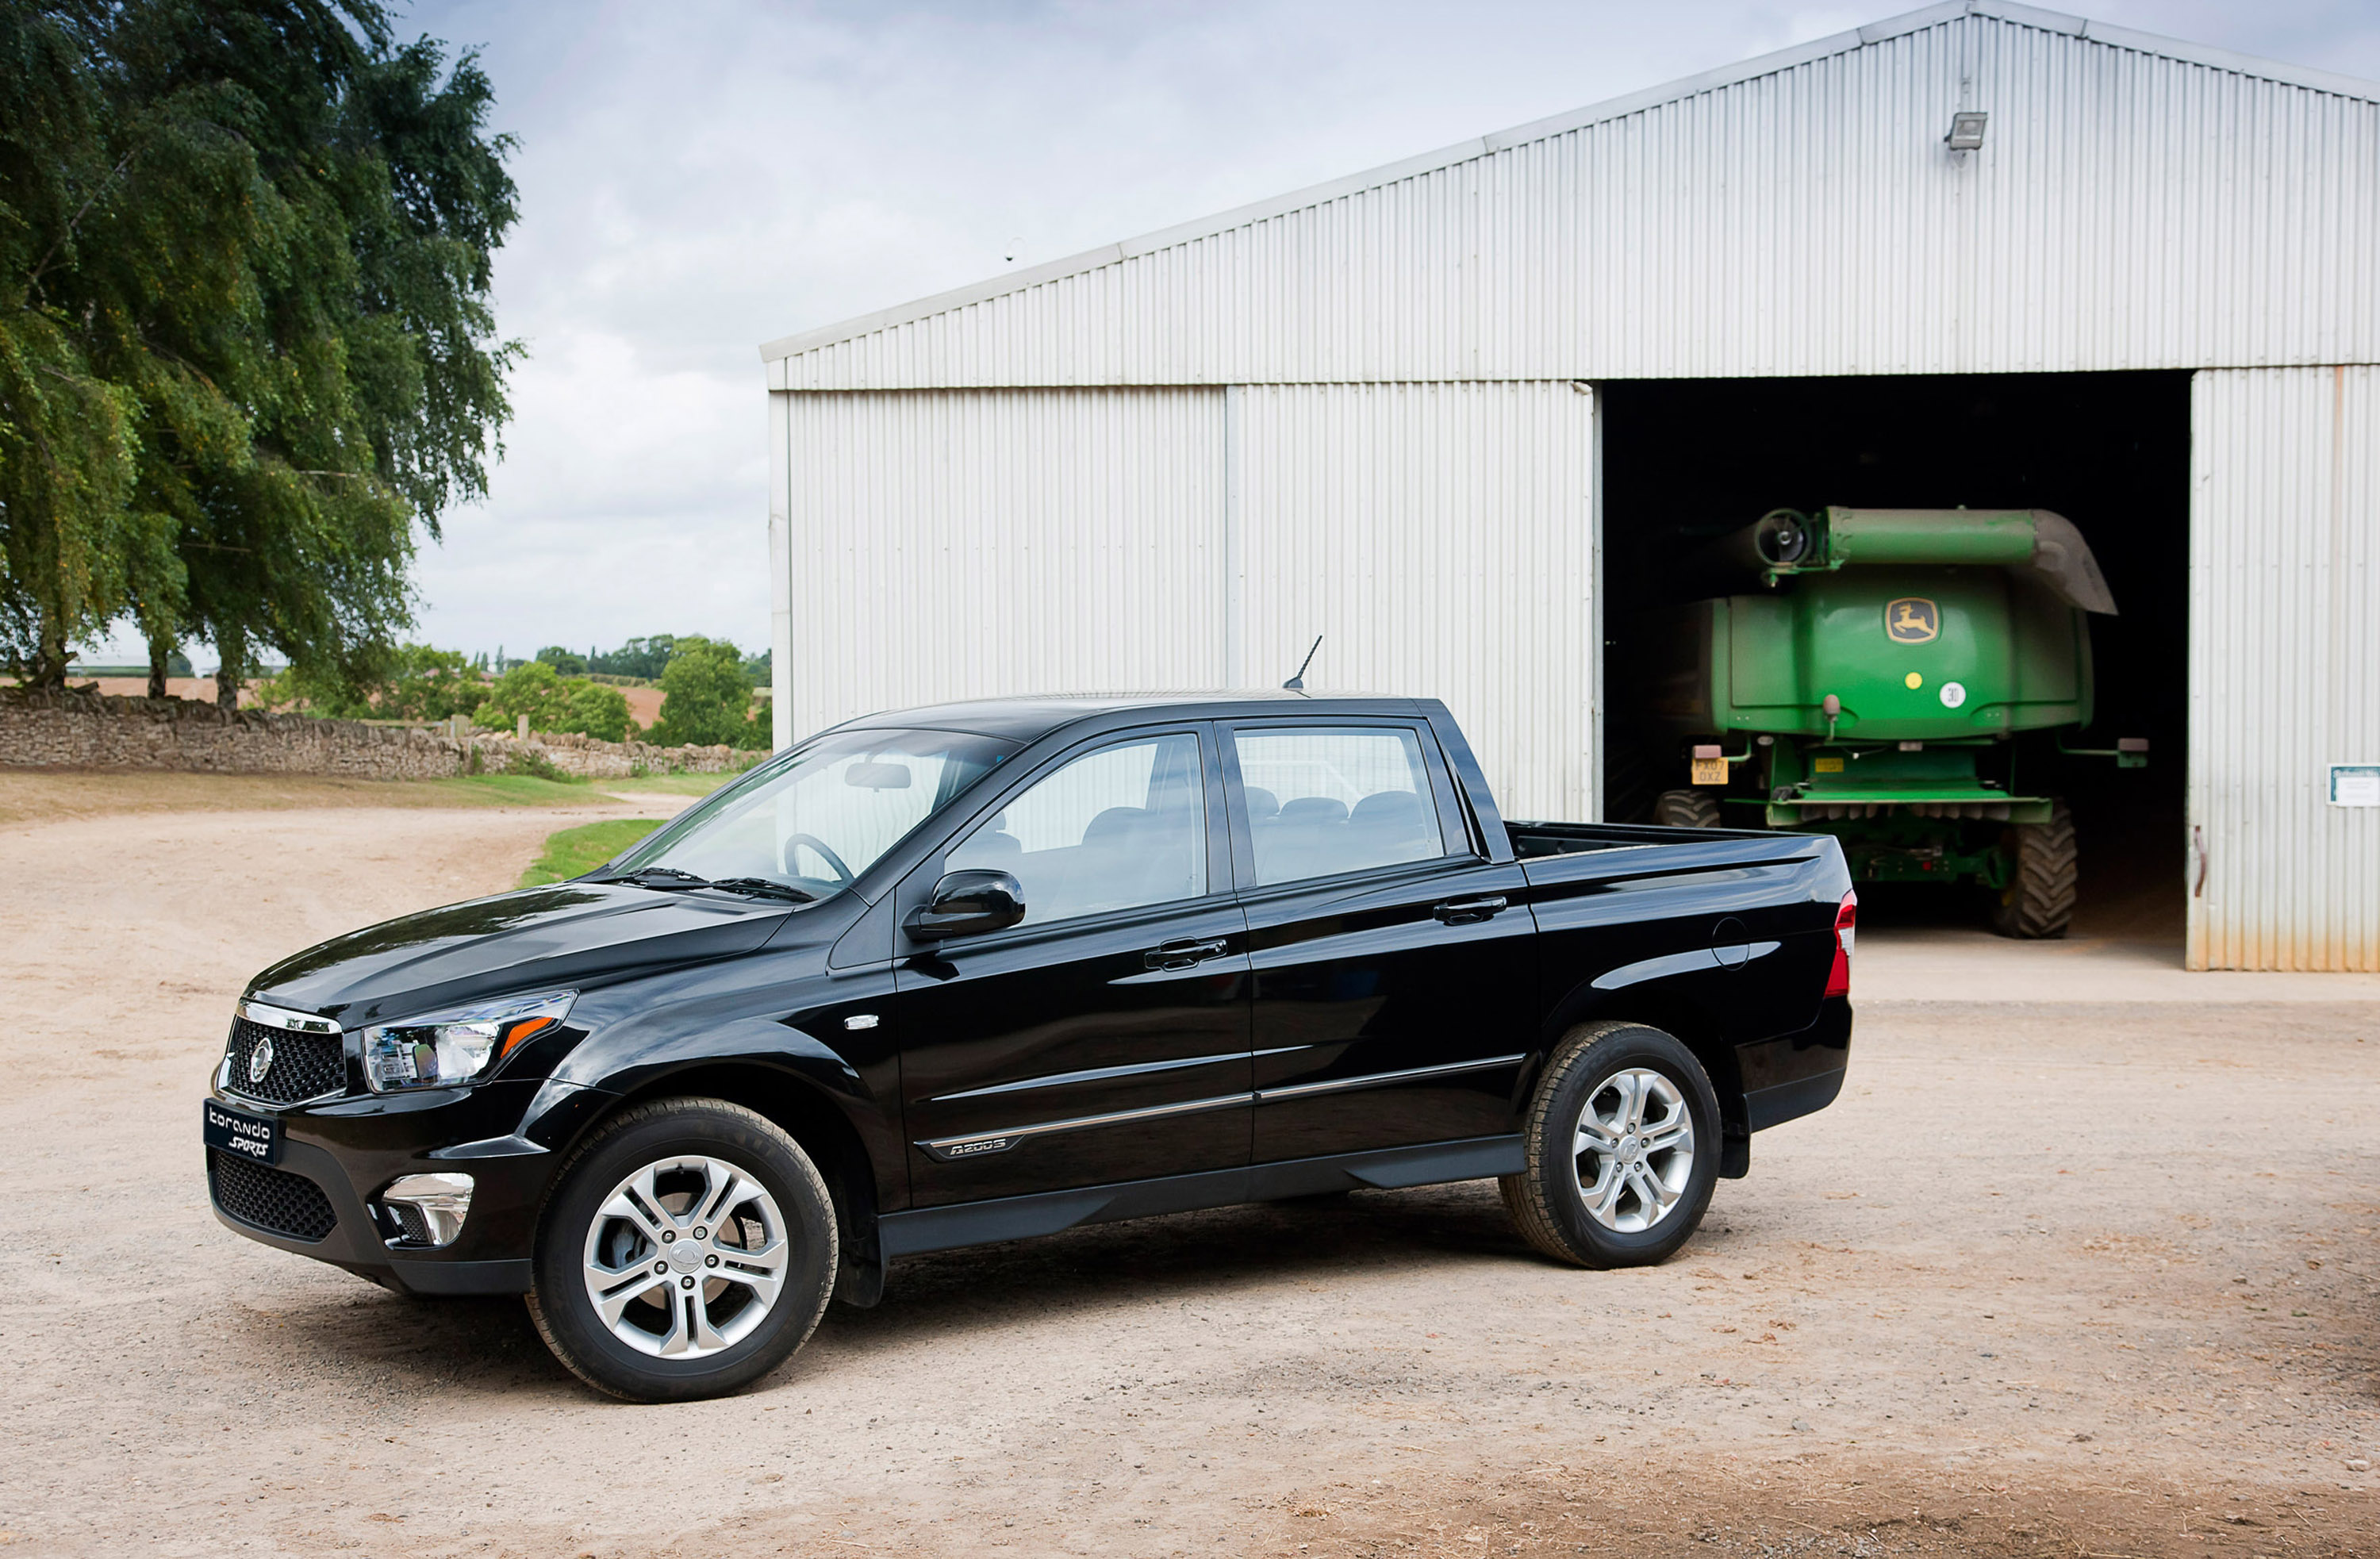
[203, 1077, 615, 1296]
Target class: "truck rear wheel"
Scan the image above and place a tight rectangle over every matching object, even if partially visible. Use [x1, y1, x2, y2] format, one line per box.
[1990, 798, 2077, 939]
[1653, 789, 1723, 828]
[1500, 1022, 1720, 1269]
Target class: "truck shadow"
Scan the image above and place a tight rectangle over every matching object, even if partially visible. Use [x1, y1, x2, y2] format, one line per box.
[249, 1179, 1768, 1400]
[816, 1178, 1690, 1356]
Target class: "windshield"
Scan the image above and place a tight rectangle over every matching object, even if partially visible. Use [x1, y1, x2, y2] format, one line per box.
[607, 728, 1019, 900]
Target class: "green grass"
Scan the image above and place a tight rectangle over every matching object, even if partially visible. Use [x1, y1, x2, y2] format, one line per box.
[601, 770, 747, 798]
[519, 818, 667, 888]
[420, 774, 601, 807]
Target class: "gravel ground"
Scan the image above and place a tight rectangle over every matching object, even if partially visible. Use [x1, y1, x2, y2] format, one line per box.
[1, 786, 2374, 1557]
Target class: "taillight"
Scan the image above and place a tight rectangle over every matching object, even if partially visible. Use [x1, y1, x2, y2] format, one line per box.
[1823, 889, 1857, 998]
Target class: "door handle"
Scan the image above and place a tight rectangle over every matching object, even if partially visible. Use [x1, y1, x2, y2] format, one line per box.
[1433, 894, 1508, 925]
[1144, 937, 1230, 970]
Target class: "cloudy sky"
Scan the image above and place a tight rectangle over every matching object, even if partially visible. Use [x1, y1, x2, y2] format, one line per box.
[102, 0, 2380, 669]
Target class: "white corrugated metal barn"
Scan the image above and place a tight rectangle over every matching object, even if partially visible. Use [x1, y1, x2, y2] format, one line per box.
[758, 0, 2379, 971]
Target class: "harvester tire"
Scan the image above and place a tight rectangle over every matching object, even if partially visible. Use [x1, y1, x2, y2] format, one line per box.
[1991, 798, 2077, 939]
[1654, 789, 1724, 829]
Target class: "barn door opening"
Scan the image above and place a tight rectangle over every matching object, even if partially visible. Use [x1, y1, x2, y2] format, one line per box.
[1596, 371, 2190, 943]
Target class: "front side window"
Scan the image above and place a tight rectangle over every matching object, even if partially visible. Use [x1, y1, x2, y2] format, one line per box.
[612, 728, 1019, 899]
[1234, 725, 1445, 886]
[946, 732, 1207, 927]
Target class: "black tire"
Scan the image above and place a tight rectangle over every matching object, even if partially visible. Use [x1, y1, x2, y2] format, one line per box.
[1990, 798, 2077, 939]
[1500, 1022, 1721, 1269]
[527, 1097, 837, 1403]
[1653, 789, 1724, 828]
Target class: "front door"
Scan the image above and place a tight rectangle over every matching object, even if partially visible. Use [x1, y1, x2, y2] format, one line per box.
[1224, 719, 1537, 1165]
[895, 726, 1252, 1208]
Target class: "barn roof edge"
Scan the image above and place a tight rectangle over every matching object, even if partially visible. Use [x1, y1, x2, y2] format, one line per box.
[758, 2, 2380, 367]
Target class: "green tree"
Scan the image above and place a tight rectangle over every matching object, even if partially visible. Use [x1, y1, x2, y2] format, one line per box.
[588, 634, 673, 681]
[472, 658, 631, 743]
[649, 636, 766, 748]
[0, 2, 518, 697]
[533, 645, 585, 676]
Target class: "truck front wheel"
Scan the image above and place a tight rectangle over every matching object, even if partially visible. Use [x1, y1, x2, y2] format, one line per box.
[1990, 798, 2077, 939]
[1500, 1022, 1721, 1269]
[527, 1096, 839, 1403]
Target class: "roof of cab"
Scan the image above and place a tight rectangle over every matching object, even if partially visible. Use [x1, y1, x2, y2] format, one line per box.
[835, 690, 1432, 743]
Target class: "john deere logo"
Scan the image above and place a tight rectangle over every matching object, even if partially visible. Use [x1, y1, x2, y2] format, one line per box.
[1886, 598, 1940, 644]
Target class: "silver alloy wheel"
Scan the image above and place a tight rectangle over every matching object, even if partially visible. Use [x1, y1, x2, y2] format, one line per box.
[1571, 1066, 1695, 1233]
[580, 1154, 791, 1359]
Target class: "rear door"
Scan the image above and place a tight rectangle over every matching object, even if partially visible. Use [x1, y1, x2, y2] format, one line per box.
[892, 725, 1253, 1208]
[1223, 718, 1536, 1165]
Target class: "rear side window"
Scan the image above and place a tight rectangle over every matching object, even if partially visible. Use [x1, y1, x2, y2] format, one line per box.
[947, 732, 1207, 926]
[1234, 726, 1445, 886]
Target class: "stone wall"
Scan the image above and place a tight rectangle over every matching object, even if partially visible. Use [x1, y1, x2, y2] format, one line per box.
[0, 686, 752, 781]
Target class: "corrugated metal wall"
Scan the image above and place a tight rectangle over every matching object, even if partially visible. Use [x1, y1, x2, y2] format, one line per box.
[777, 387, 1226, 737]
[768, 7, 2379, 390]
[774, 381, 1600, 820]
[1232, 382, 1597, 822]
[2190, 367, 2380, 970]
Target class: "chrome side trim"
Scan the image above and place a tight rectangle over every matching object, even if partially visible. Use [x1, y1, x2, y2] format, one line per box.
[917, 1091, 1254, 1161]
[1588, 940, 1780, 991]
[931, 1050, 1248, 1104]
[1254, 1052, 1528, 1104]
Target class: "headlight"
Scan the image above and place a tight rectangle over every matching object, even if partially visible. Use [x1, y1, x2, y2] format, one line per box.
[360, 990, 576, 1093]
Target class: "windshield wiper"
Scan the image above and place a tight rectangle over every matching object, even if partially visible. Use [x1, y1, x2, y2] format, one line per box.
[601, 866, 709, 889]
[705, 877, 816, 903]
[599, 866, 812, 903]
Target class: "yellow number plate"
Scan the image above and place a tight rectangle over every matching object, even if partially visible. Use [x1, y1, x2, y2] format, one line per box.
[1814, 756, 1845, 774]
[1689, 757, 1728, 785]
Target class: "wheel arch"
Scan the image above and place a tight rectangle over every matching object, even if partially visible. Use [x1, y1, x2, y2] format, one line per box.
[1531, 986, 1748, 1175]
[563, 1061, 889, 1306]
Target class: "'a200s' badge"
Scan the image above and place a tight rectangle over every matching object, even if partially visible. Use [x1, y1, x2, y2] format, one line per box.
[1885, 598, 1940, 644]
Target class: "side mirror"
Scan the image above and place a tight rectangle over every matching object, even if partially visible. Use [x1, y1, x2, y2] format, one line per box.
[907, 870, 1026, 940]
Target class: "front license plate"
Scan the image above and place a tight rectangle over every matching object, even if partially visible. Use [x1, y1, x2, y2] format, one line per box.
[203, 1100, 281, 1165]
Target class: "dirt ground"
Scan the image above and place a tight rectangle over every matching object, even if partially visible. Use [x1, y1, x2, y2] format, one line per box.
[1, 779, 2376, 1557]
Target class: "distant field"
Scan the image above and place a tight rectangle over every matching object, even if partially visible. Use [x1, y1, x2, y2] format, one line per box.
[0, 767, 739, 827]
[519, 818, 666, 887]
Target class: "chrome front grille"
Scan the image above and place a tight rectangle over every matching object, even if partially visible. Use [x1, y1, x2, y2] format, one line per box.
[223, 1015, 345, 1104]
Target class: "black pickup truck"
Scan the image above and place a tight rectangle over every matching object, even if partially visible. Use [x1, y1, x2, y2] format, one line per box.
[204, 693, 1855, 1401]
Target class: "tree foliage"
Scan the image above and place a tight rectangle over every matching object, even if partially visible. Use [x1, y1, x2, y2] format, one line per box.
[255, 639, 484, 720]
[472, 658, 632, 743]
[0, 1, 518, 693]
[587, 634, 673, 682]
[649, 636, 766, 749]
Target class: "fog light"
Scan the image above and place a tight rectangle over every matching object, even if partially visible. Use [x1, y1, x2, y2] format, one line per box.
[379, 1173, 474, 1247]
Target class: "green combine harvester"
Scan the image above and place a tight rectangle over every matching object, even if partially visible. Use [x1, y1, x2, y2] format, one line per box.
[1644, 507, 2146, 938]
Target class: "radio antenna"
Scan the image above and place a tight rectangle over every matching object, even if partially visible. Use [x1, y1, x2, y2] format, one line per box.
[1282, 635, 1323, 691]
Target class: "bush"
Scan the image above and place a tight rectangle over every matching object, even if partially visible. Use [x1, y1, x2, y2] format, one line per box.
[472, 659, 635, 742]
[649, 636, 768, 748]
[505, 745, 575, 783]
